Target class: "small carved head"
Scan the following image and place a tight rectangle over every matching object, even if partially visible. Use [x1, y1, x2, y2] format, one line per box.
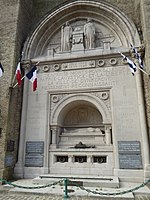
[87, 18, 92, 23]
[65, 21, 70, 26]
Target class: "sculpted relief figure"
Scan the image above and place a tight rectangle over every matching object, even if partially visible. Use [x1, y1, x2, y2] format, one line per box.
[84, 18, 95, 49]
[61, 22, 72, 51]
[60, 19, 97, 52]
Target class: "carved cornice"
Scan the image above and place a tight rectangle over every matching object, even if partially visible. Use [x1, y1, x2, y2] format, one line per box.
[23, 54, 132, 72]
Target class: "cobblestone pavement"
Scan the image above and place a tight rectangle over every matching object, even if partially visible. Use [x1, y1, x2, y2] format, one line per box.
[0, 188, 150, 200]
[0, 189, 112, 200]
[0, 192, 86, 200]
[0, 191, 150, 200]
[0, 180, 149, 200]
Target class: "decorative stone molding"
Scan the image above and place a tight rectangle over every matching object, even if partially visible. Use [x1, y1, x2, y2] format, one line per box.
[51, 95, 60, 103]
[50, 91, 111, 126]
[30, 56, 129, 74]
[92, 91, 111, 113]
[43, 65, 50, 72]
[122, 58, 128, 64]
[109, 58, 117, 66]
[99, 92, 109, 100]
[53, 64, 60, 71]
[22, 1, 141, 59]
[97, 59, 105, 67]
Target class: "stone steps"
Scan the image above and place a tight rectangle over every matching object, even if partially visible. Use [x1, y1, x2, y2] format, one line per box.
[33, 174, 119, 188]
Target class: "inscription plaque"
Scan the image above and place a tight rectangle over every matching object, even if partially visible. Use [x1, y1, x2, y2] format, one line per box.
[25, 141, 44, 167]
[26, 141, 44, 154]
[25, 155, 43, 167]
[5, 155, 14, 167]
[119, 154, 142, 169]
[118, 141, 141, 154]
[7, 140, 15, 152]
[62, 60, 95, 70]
[118, 141, 143, 169]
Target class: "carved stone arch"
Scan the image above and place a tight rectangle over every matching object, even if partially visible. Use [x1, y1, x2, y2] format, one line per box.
[51, 93, 111, 126]
[23, 0, 141, 59]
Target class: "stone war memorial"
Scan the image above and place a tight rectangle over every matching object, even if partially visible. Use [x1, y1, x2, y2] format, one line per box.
[0, 0, 150, 190]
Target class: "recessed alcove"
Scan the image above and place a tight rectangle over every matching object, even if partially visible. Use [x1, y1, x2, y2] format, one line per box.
[58, 102, 107, 148]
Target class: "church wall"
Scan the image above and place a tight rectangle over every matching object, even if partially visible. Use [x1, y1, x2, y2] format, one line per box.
[141, 0, 150, 142]
[0, 0, 20, 180]
[31, 0, 141, 31]
[0, 0, 33, 179]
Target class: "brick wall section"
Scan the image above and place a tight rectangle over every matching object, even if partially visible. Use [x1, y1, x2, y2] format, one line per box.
[140, 0, 150, 141]
[0, 0, 33, 179]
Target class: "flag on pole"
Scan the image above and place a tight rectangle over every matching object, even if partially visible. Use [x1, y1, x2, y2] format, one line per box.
[15, 62, 22, 86]
[26, 65, 37, 91]
[130, 43, 144, 69]
[0, 62, 4, 77]
[119, 52, 137, 75]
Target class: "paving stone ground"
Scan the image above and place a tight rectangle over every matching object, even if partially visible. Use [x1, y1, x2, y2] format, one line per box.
[0, 191, 150, 200]
[0, 179, 149, 200]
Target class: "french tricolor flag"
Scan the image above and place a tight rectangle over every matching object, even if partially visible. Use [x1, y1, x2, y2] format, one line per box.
[15, 62, 22, 86]
[0, 62, 4, 77]
[26, 65, 37, 91]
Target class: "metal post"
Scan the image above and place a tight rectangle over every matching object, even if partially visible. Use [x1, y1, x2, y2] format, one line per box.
[64, 178, 69, 199]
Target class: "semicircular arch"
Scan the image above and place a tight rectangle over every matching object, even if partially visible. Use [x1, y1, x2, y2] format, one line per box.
[23, 0, 141, 59]
[51, 93, 111, 126]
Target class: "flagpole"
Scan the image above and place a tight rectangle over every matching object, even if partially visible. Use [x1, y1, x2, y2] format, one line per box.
[137, 66, 149, 76]
[11, 62, 20, 86]
[12, 61, 40, 88]
[118, 51, 149, 76]
[35, 61, 40, 65]
[13, 75, 25, 88]
[11, 74, 16, 86]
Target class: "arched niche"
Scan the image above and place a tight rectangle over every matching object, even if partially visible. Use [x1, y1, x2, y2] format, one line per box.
[23, 0, 141, 59]
[50, 93, 111, 126]
[64, 103, 103, 127]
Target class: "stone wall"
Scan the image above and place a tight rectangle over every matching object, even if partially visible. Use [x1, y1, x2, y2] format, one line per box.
[140, 0, 150, 141]
[32, 0, 141, 30]
[0, 0, 33, 179]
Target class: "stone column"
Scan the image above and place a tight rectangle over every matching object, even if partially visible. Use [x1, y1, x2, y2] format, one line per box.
[140, 1, 150, 180]
[105, 125, 112, 145]
[133, 55, 150, 166]
[103, 42, 110, 50]
[50, 126, 57, 148]
[68, 155, 73, 163]
[14, 67, 29, 178]
[87, 155, 92, 163]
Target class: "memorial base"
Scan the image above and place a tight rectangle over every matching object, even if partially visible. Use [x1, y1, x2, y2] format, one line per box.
[144, 164, 150, 181]
[33, 174, 119, 188]
[114, 169, 144, 183]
